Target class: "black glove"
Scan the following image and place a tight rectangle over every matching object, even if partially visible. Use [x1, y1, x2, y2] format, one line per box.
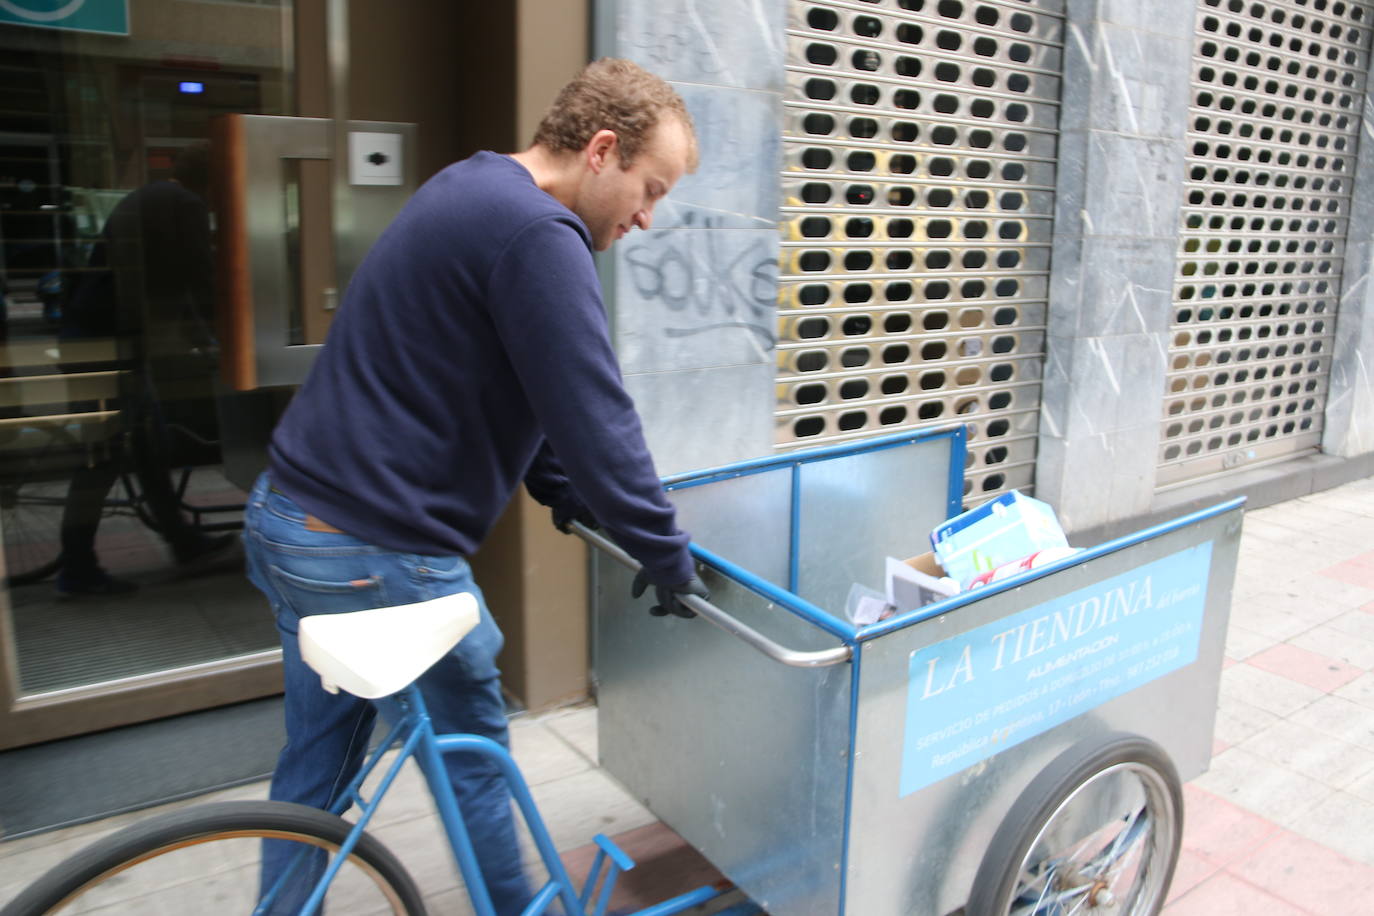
[552, 502, 598, 533]
[630, 570, 709, 619]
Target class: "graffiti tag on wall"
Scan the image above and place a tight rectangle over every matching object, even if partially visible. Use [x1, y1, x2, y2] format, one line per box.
[621, 210, 777, 348]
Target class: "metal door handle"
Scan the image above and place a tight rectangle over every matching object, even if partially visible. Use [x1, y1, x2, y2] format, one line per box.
[211, 114, 415, 390]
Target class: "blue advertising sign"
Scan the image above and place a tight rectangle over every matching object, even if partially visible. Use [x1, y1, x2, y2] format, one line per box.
[900, 542, 1213, 796]
[0, 1, 129, 35]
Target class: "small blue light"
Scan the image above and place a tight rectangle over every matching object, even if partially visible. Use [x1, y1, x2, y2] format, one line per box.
[178, 81, 204, 95]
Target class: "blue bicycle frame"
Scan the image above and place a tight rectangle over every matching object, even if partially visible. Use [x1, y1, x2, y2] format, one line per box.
[257, 683, 743, 916]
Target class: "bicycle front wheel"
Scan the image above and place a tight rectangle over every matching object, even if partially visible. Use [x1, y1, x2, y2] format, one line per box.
[1, 801, 427, 916]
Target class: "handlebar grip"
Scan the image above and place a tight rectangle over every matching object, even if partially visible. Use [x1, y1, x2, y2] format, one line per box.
[570, 522, 852, 669]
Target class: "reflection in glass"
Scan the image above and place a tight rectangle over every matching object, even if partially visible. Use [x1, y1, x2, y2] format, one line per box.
[0, 3, 292, 699]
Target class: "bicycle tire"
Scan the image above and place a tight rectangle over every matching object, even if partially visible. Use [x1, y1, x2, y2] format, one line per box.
[1, 800, 428, 916]
[2, 481, 64, 586]
[2, 490, 61, 586]
[966, 733, 1183, 916]
[0, 424, 81, 587]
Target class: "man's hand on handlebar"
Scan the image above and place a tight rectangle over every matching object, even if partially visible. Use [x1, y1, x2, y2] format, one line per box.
[630, 571, 709, 619]
[552, 502, 598, 534]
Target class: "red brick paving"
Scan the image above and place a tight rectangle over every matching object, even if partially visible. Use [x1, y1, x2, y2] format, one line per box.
[1165, 784, 1374, 915]
[1319, 552, 1374, 589]
[1179, 784, 1281, 869]
[1230, 831, 1374, 915]
[1164, 870, 1311, 916]
[1245, 643, 1364, 694]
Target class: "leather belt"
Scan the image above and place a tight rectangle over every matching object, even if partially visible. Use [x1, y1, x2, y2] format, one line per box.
[304, 514, 345, 534]
[270, 484, 346, 535]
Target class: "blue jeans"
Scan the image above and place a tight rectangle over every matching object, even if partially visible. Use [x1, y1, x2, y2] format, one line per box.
[243, 473, 531, 915]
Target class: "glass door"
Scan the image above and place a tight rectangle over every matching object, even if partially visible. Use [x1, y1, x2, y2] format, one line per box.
[0, 0, 293, 749]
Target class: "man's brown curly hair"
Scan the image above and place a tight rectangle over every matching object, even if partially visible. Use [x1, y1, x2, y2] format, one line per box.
[532, 58, 698, 171]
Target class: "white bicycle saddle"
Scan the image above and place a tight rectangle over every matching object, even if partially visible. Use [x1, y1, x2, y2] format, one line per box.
[298, 592, 480, 699]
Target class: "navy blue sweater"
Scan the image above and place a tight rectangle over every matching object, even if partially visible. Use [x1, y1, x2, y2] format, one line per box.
[268, 152, 694, 585]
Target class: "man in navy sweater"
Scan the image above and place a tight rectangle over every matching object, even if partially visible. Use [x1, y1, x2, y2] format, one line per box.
[243, 59, 706, 914]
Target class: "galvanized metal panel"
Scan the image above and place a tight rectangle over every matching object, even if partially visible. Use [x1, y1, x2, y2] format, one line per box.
[668, 469, 795, 594]
[842, 504, 1242, 916]
[597, 431, 956, 915]
[596, 431, 1239, 916]
[594, 555, 853, 916]
[794, 434, 954, 612]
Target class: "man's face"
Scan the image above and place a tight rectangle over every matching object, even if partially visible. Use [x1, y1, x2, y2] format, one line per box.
[576, 118, 693, 251]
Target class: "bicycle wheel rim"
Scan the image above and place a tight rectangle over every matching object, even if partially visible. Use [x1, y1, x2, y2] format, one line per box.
[1006, 761, 1178, 915]
[1, 482, 63, 586]
[4, 802, 426, 916]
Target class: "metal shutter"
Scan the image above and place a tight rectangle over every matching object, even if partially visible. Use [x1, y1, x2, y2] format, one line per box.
[777, 0, 1065, 502]
[1161, 0, 1373, 487]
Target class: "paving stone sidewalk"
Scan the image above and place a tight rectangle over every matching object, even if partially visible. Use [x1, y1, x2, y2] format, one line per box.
[1162, 475, 1374, 915]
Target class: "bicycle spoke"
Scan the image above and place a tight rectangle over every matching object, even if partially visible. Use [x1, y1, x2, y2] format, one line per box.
[1010, 872, 1098, 916]
[1030, 864, 1056, 914]
[1010, 791, 1162, 914]
[1082, 808, 1146, 877]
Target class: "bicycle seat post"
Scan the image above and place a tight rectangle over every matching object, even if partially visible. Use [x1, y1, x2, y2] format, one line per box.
[375, 683, 422, 728]
[399, 685, 501, 916]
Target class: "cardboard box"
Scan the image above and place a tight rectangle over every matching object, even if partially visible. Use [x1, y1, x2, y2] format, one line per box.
[931, 491, 1069, 588]
[886, 552, 960, 613]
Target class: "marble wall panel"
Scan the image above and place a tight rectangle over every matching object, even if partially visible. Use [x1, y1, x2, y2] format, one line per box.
[605, 0, 785, 465]
[1073, 0, 1199, 41]
[1050, 128, 1090, 240]
[650, 84, 783, 229]
[1113, 331, 1172, 428]
[1037, 332, 1077, 447]
[1039, 0, 1196, 531]
[623, 363, 777, 476]
[1325, 92, 1374, 459]
[1046, 333, 1158, 438]
[614, 0, 786, 91]
[1067, 236, 1179, 339]
[1060, 17, 1194, 140]
[1038, 415, 1161, 533]
[613, 227, 777, 375]
[1076, 131, 1189, 240]
[1323, 345, 1374, 457]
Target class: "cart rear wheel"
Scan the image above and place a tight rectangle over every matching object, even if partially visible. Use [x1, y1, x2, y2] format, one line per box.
[966, 733, 1183, 916]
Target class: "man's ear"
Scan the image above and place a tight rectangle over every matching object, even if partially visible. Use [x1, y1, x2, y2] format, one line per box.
[586, 129, 619, 175]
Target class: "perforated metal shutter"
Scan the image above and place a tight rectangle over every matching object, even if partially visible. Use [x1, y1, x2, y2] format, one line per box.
[777, 0, 1064, 502]
[1161, 0, 1372, 487]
